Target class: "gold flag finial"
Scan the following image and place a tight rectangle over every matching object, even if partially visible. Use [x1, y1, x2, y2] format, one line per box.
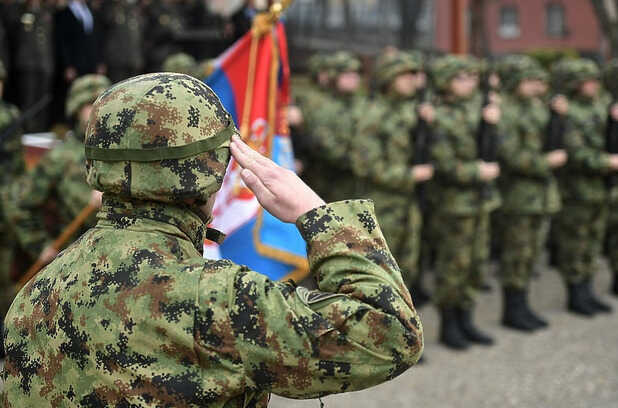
[252, 0, 294, 37]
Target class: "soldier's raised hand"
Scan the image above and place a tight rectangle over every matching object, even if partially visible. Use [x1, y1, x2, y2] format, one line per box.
[230, 135, 325, 223]
[482, 104, 501, 124]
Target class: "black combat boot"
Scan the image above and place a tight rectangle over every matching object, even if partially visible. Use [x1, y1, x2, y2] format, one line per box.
[409, 283, 431, 308]
[439, 308, 469, 350]
[521, 289, 549, 329]
[613, 273, 618, 296]
[456, 307, 494, 345]
[502, 288, 538, 331]
[583, 278, 613, 313]
[567, 281, 597, 317]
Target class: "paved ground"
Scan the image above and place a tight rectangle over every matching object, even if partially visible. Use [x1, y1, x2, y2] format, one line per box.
[271, 260, 618, 408]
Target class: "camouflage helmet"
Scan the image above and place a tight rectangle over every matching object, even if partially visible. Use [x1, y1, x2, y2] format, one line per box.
[66, 74, 112, 118]
[327, 51, 362, 77]
[0, 60, 6, 81]
[602, 58, 618, 98]
[551, 58, 600, 95]
[162, 53, 198, 77]
[307, 53, 329, 77]
[84, 73, 235, 204]
[430, 54, 479, 92]
[497, 54, 547, 92]
[374, 51, 422, 89]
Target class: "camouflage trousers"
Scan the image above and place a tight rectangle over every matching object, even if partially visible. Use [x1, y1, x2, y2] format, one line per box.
[372, 192, 421, 288]
[608, 204, 618, 275]
[553, 203, 608, 284]
[499, 214, 549, 289]
[431, 212, 491, 309]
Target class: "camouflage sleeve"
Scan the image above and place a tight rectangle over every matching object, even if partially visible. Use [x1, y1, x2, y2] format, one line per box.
[564, 119, 612, 174]
[498, 122, 551, 178]
[2, 147, 66, 259]
[430, 128, 480, 185]
[225, 200, 423, 399]
[351, 107, 415, 192]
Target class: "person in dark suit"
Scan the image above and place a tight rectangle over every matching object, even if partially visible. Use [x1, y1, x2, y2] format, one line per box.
[55, 0, 101, 82]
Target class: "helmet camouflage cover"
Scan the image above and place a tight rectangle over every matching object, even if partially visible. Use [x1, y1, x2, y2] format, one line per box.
[85, 73, 235, 204]
[66, 74, 112, 118]
[374, 51, 422, 89]
[327, 51, 362, 77]
[497, 54, 547, 92]
[430, 54, 479, 92]
[551, 58, 599, 95]
[162, 52, 198, 77]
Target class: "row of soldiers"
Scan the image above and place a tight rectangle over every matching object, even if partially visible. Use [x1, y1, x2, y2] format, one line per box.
[0, 0, 248, 132]
[290, 50, 618, 351]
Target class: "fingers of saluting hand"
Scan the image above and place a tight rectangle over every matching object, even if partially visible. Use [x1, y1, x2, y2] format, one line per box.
[239, 167, 276, 206]
[230, 135, 273, 176]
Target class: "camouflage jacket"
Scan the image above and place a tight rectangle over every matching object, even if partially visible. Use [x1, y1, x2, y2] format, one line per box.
[303, 91, 366, 201]
[2, 131, 95, 260]
[2, 198, 423, 407]
[352, 94, 418, 196]
[0, 101, 23, 185]
[558, 95, 613, 204]
[99, 0, 144, 70]
[497, 95, 561, 214]
[428, 95, 501, 215]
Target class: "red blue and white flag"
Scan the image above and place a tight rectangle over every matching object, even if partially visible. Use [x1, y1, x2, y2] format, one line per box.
[204, 20, 309, 281]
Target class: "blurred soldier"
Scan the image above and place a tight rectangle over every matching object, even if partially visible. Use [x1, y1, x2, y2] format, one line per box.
[98, 0, 144, 83]
[5, 0, 54, 132]
[305, 51, 366, 202]
[496, 55, 567, 331]
[428, 55, 502, 350]
[143, 0, 185, 72]
[552, 59, 618, 315]
[601, 59, 618, 297]
[162, 52, 198, 77]
[289, 53, 331, 181]
[352, 51, 434, 301]
[2, 75, 109, 273]
[0, 60, 23, 357]
[2, 73, 423, 406]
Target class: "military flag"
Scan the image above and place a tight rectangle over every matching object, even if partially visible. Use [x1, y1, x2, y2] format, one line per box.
[203, 11, 309, 281]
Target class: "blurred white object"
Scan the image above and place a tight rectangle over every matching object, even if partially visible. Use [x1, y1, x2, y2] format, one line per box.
[22, 132, 59, 150]
[207, 0, 245, 17]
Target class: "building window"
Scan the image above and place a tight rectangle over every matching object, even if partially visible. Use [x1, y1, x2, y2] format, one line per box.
[546, 3, 567, 37]
[499, 5, 520, 39]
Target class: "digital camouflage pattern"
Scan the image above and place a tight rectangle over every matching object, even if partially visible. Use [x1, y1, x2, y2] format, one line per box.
[0, 94, 23, 320]
[326, 51, 361, 79]
[66, 74, 113, 119]
[430, 54, 479, 93]
[3, 72, 423, 406]
[352, 52, 423, 288]
[85, 73, 231, 205]
[1, 130, 95, 261]
[373, 52, 422, 90]
[603, 59, 618, 281]
[2, 75, 110, 261]
[497, 58, 559, 289]
[553, 59, 611, 284]
[550, 58, 599, 96]
[162, 53, 198, 78]
[428, 57, 500, 308]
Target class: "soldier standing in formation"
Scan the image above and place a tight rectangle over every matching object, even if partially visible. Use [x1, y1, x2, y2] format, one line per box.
[352, 50, 434, 301]
[1, 74, 108, 274]
[428, 55, 501, 350]
[2, 73, 423, 406]
[495, 55, 566, 331]
[551, 59, 618, 316]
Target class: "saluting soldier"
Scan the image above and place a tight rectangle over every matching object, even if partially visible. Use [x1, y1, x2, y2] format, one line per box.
[2, 72, 423, 406]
